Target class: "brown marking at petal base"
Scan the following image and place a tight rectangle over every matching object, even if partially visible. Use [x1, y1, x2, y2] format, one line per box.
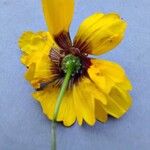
[37, 42, 93, 90]
[54, 31, 72, 49]
[49, 47, 65, 66]
[48, 56, 92, 89]
[73, 39, 91, 54]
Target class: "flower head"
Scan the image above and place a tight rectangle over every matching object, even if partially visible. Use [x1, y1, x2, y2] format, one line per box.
[19, 0, 132, 126]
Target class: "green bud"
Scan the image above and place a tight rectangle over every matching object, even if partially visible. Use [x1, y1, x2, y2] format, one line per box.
[61, 54, 81, 75]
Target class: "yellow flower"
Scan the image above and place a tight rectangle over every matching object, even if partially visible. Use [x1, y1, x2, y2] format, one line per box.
[19, 0, 132, 127]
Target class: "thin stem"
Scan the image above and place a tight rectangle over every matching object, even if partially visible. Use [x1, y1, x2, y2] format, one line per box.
[51, 121, 56, 150]
[51, 67, 73, 150]
[52, 68, 72, 121]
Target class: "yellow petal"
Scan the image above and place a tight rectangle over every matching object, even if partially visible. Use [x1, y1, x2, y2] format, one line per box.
[73, 77, 96, 126]
[25, 53, 56, 89]
[88, 59, 127, 93]
[42, 0, 74, 48]
[88, 59, 132, 119]
[19, 31, 56, 88]
[110, 86, 132, 111]
[102, 86, 132, 118]
[19, 31, 54, 55]
[95, 100, 108, 123]
[58, 90, 76, 126]
[33, 85, 76, 127]
[25, 64, 35, 81]
[118, 76, 133, 91]
[32, 86, 58, 120]
[74, 13, 127, 55]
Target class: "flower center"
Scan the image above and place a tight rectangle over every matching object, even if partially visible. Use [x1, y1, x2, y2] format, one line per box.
[48, 47, 91, 88]
[61, 54, 82, 76]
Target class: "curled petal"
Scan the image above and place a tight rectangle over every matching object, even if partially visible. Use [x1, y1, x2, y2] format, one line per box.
[74, 13, 127, 55]
[88, 59, 131, 93]
[25, 54, 55, 89]
[19, 31, 54, 56]
[88, 59, 132, 119]
[102, 86, 132, 118]
[95, 100, 108, 123]
[19, 31, 56, 88]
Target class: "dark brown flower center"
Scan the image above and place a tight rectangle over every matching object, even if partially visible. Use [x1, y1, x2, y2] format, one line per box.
[49, 46, 91, 88]
[36, 46, 91, 91]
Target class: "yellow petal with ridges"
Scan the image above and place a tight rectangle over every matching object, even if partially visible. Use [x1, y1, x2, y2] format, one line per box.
[73, 80, 95, 126]
[19, 31, 56, 88]
[19, 31, 54, 55]
[19, 31, 55, 67]
[25, 54, 55, 89]
[42, 0, 74, 36]
[33, 86, 58, 119]
[88, 59, 132, 119]
[33, 85, 76, 127]
[88, 59, 127, 93]
[95, 100, 108, 123]
[74, 13, 127, 55]
[103, 96, 126, 118]
[102, 87, 132, 119]
[118, 76, 133, 91]
[73, 84, 83, 125]
[59, 90, 76, 126]
[109, 86, 132, 113]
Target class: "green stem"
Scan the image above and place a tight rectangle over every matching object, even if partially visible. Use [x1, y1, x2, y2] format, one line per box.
[51, 121, 56, 150]
[51, 67, 73, 150]
[52, 68, 72, 121]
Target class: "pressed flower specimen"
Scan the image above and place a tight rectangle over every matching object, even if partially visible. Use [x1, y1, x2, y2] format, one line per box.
[19, 0, 132, 127]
